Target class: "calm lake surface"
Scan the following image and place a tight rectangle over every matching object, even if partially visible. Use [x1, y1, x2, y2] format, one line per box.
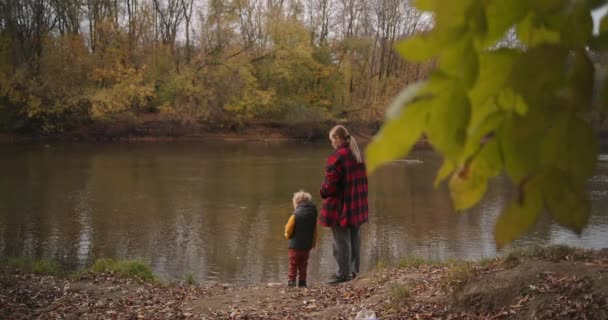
[1, 142, 607, 283]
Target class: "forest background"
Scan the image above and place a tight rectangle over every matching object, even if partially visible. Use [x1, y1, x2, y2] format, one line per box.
[0, 0, 450, 139]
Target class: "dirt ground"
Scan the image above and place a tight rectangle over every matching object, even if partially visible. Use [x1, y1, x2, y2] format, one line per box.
[1, 247, 607, 319]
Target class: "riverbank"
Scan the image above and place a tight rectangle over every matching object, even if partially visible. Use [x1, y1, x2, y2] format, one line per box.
[0, 119, 434, 148]
[0, 119, 383, 144]
[2, 246, 607, 319]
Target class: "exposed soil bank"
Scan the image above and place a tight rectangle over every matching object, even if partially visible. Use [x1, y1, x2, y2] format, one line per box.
[0, 120, 437, 149]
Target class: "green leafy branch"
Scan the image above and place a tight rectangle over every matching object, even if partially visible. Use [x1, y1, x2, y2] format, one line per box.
[366, 0, 608, 246]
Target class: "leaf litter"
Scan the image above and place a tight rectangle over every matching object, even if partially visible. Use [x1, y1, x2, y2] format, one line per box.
[1, 248, 607, 319]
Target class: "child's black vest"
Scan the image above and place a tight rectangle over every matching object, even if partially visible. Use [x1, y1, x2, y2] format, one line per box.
[288, 201, 318, 250]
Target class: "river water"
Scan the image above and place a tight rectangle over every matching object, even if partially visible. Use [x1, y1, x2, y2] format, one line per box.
[0, 142, 606, 283]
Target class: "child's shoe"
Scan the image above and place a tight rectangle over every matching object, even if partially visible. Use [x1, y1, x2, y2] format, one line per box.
[298, 280, 307, 287]
[287, 280, 296, 287]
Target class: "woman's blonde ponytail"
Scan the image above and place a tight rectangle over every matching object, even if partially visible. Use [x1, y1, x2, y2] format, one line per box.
[329, 125, 363, 163]
[348, 136, 363, 163]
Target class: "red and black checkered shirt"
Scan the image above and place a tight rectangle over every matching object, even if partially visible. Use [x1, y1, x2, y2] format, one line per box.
[319, 144, 369, 228]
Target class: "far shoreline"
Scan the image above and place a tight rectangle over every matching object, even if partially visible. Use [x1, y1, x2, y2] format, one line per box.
[0, 121, 437, 149]
[0, 131, 433, 151]
[0, 121, 369, 143]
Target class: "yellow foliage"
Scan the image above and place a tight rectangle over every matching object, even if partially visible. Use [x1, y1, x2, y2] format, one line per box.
[225, 64, 276, 117]
[0, 35, 94, 131]
[90, 66, 154, 119]
[155, 65, 210, 122]
[0, 3, 428, 132]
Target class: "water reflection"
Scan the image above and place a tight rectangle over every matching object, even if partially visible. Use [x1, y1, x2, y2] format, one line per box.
[0, 142, 607, 283]
[368, 153, 506, 262]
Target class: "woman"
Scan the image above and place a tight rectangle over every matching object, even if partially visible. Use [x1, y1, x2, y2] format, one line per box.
[319, 125, 369, 284]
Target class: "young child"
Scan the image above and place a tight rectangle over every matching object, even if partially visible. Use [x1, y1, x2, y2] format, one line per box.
[284, 190, 318, 287]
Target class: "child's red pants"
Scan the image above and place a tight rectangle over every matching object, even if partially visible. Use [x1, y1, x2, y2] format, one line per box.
[288, 249, 310, 281]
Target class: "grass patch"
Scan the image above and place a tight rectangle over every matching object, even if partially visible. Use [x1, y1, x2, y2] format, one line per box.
[2, 257, 158, 283]
[1, 257, 63, 276]
[501, 253, 522, 268]
[69, 269, 87, 280]
[184, 272, 196, 285]
[442, 262, 474, 291]
[375, 258, 389, 271]
[390, 284, 411, 307]
[398, 256, 427, 268]
[500, 245, 581, 268]
[499, 247, 541, 268]
[541, 245, 579, 260]
[477, 257, 498, 268]
[444, 258, 466, 266]
[5, 257, 32, 270]
[90, 258, 157, 283]
[32, 260, 62, 276]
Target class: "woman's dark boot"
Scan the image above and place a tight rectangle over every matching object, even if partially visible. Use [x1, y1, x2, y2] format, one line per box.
[326, 274, 349, 284]
[298, 280, 307, 287]
[287, 280, 296, 287]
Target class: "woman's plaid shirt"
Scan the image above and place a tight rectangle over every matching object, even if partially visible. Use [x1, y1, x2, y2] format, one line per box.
[319, 144, 369, 228]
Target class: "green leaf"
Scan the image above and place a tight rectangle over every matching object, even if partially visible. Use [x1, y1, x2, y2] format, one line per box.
[508, 45, 568, 108]
[540, 112, 567, 168]
[468, 98, 499, 138]
[366, 100, 429, 174]
[468, 50, 518, 133]
[396, 28, 470, 63]
[450, 139, 501, 210]
[563, 116, 597, 179]
[466, 1, 488, 38]
[435, 159, 456, 187]
[589, 33, 608, 50]
[530, 0, 567, 13]
[464, 110, 506, 159]
[439, 37, 478, 89]
[450, 165, 488, 211]
[541, 114, 597, 180]
[542, 171, 590, 234]
[434, 0, 476, 31]
[601, 12, 608, 34]
[427, 82, 470, 161]
[483, 0, 529, 45]
[603, 70, 608, 116]
[560, 1, 593, 48]
[566, 50, 594, 111]
[591, 12, 608, 49]
[494, 176, 543, 247]
[499, 113, 545, 183]
[496, 88, 527, 115]
[384, 0, 599, 245]
[469, 50, 518, 109]
[589, 0, 608, 10]
[517, 12, 561, 47]
[385, 81, 428, 119]
[476, 138, 502, 177]
[395, 34, 439, 62]
[414, 0, 435, 11]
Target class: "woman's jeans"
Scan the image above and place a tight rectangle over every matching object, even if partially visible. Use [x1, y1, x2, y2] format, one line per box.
[331, 225, 360, 277]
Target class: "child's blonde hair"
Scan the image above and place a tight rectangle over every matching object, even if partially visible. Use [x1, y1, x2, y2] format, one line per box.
[292, 190, 312, 209]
